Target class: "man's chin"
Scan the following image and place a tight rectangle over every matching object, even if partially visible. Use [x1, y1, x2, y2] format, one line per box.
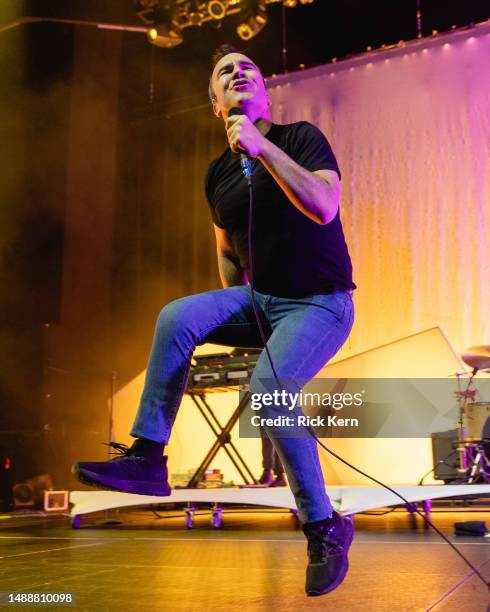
[227, 91, 254, 105]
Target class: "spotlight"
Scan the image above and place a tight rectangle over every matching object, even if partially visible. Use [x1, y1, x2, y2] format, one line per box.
[237, 0, 267, 41]
[147, 24, 183, 46]
[188, 10, 205, 26]
[208, 0, 227, 20]
[136, 0, 314, 49]
[147, 1, 183, 47]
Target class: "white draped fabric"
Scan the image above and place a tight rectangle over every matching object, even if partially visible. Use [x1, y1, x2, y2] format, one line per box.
[268, 24, 490, 362]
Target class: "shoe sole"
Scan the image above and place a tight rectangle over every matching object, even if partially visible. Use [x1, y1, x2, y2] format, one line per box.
[306, 514, 355, 597]
[73, 464, 171, 497]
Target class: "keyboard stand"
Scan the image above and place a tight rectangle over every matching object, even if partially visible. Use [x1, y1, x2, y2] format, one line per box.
[186, 390, 258, 487]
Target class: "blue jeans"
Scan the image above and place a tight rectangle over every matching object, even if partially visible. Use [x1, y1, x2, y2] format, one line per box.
[131, 284, 354, 522]
[261, 433, 284, 475]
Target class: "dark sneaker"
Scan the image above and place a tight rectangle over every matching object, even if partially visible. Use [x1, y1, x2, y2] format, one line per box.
[302, 511, 354, 596]
[258, 468, 274, 485]
[73, 442, 171, 496]
[270, 473, 287, 487]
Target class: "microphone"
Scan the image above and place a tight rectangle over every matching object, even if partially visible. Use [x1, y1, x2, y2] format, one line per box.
[228, 107, 252, 183]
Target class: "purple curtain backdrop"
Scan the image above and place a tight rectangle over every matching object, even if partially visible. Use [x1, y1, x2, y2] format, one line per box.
[267, 23, 490, 358]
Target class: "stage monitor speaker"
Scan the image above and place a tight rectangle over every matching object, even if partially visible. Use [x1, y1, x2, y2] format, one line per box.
[430, 429, 460, 483]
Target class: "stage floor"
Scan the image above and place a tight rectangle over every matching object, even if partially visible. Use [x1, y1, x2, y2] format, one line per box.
[0, 509, 489, 611]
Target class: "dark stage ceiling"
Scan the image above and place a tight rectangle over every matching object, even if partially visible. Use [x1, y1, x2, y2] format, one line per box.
[18, 1, 490, 76]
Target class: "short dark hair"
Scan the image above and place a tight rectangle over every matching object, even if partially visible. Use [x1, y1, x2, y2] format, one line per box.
[211, 44, 242, 71]
[208, 44, 248, 102]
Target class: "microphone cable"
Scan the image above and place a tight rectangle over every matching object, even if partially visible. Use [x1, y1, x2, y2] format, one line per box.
[243, 160, 490, 591]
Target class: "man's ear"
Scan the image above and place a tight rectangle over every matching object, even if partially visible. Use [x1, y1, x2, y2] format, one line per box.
[212, 99, 222, 118]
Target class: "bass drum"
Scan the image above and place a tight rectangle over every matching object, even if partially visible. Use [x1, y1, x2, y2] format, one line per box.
[482, 407, 490, 465]
[464, 402, 490, 463]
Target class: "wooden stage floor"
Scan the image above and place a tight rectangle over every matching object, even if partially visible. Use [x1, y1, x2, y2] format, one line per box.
[0, 508, 489, 611]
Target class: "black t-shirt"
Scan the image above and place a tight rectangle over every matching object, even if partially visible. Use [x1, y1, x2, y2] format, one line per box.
[205, 121, 355, 298]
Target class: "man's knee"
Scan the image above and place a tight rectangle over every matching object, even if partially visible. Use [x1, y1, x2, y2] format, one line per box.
[156, 295, 198, 335]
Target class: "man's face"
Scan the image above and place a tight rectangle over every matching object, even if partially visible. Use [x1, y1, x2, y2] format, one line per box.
[210, 52, 270, 118]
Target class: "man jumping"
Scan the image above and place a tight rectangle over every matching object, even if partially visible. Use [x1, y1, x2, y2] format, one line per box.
[74, 44, 356, 597]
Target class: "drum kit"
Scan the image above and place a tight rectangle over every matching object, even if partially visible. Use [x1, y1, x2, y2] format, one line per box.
[455, 345, 490, 483]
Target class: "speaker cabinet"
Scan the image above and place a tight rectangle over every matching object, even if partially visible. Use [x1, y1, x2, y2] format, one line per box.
[431, 429, 460, 483]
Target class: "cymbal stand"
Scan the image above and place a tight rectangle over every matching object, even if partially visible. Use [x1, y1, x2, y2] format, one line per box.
[465, 441, 490, 484]
[454, 370, 477, 476]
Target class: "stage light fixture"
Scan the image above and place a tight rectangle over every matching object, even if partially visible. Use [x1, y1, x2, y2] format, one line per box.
[135, 0, 315, 48]
[208, 0, 227, 20]
[188, 11, 204, 26]
[237, 0, 267, 41]
[146, 1, 183, 47]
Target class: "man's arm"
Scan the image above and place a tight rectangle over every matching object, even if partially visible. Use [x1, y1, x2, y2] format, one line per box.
[259, 142, 340, 225]
[226, 116, 340, 225]
[214, 224, 248, 287]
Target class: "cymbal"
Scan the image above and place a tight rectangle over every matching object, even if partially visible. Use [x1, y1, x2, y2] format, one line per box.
[461, 346, 490, 371]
